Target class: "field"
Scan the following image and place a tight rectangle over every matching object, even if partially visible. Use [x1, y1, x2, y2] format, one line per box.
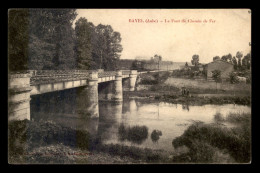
[127, 74, 251, 106]
[164, 77, 251, 96]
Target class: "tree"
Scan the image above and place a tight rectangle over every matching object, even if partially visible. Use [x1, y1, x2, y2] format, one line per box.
[191, 55, 199, 66]
[27, 9, 77, 70]
[243, 52, 251, 70]
[49, 9, 77, 69]
[232, 57, 238, 70]
[221, 55, 227, 61]
[75, 17, 93, 70]
[236, 51, 243, 70]
[213, 56, 220, 61]
[8, 9, 30, 71]
[153, 54, 162, 62]
[211, 70, 222, 90]
[220, 53, 232, 62]
[91, 24, 123, 70]
[185, 62, 189, 67]
[227, 53, 232, 62]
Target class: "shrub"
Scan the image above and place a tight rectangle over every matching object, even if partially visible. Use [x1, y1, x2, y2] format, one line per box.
[139, 79, 158, 85]
[229, 72, 239, 84]
[8, 120, 93, 155]
[214, 112, 225, 122]
[151, 130, 162, 142]
[172, 121, 251, 163]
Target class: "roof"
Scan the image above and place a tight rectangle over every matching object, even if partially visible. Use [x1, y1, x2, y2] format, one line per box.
[206, 59, 233, 66]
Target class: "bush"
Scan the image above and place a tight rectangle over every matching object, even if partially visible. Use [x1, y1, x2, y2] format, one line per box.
[226, 113, 251, 124]
[139, 79, 159, 85]
[8, 120, 94, 156]
[188, 140, 216, 163]
[229, 72, 239, 84]
[214, 112, 225, 122]
[151, 130, 162, 142]
[172, 120, 251, 163]
[97, 144, 162, 162]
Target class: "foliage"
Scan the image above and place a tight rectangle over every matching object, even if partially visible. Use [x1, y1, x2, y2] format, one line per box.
[151, 54, 162, 62]
[151, 130, 162, 142]
[131, 60, 144, 71]
[236, 51, 243, 70]
[8, 9, 30, 71]
[213, 56, 220, 61]
[242, 52, 251, 70]
[75, 18, 93, 70]
[232, 57, 238, 70]
[211, 70, 222, 83]
[213, 112, 225, 122]
[139, 79, 159, 85]
[8, 9, 78, 71]
[9, 9, 123, 71]
[229, 72, 239, 84]
[191, 54, 199, 66]
[96, 143, 162, 162]
[30, 9, 77, 70]
[8, 119, 94, 156]
[221, 53, 232, 62]
[172, 117, 251, 163]
[91, 24, 123, 70]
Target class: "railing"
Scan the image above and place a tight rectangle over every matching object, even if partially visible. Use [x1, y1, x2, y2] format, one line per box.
[29, 70, 133, 85]
[11, 70, 136, 86]
[98, 71, 117, 78]
[30, 70, 91, 86]
[122, 70, 131, 75]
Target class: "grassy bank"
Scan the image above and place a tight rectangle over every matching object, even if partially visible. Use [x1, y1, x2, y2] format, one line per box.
[8, 120, 168, 164]
[172, 113, 251, 163]
[124, 90, 250, 106]
[127, 75, 251, 106]
[157, 94, 251, 106]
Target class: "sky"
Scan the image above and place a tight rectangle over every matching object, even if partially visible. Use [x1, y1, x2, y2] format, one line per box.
[73, 9, 251, 63]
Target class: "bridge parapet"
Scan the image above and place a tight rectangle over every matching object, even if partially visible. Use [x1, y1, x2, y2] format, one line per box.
[30, 70, 91, 86]
[98, 71, 117, 78]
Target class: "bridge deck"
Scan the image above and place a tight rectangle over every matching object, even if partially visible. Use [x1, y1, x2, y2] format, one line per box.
[30, 70, 131, 86]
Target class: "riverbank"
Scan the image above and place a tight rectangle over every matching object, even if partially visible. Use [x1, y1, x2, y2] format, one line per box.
[123, 90, 250, 106]
[125, 75, 251, 106]
[8, 120, 170, 164]
[8, 111, 251, 164]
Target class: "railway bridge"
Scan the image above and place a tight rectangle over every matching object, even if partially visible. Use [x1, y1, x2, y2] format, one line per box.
[8, 69, 171, 121]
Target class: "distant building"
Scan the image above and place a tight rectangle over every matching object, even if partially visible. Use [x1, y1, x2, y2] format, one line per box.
[118, 59, 180, 71]
[117, 59, 135, 70]
[204, 59, 234, 80]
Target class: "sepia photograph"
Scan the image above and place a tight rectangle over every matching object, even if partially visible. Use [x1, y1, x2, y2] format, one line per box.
[8, 8, 251, 164]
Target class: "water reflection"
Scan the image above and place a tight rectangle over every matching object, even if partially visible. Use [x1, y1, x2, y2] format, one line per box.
[31, 92, 251, 152]
[97, 101, 123, 141]
[182, 104, 190, 111]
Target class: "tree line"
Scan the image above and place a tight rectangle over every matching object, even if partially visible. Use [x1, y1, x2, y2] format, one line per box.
[189, 51, 251, 71]
[8, 9, 123, 71]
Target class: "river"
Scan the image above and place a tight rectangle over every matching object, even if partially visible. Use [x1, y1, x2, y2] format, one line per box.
[31, 97, 251, 153]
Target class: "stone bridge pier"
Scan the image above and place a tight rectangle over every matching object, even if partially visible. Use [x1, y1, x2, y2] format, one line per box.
[129, 70, 137, 91]
[77, 72, 99, 118]
[8, 73, 32, 121]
